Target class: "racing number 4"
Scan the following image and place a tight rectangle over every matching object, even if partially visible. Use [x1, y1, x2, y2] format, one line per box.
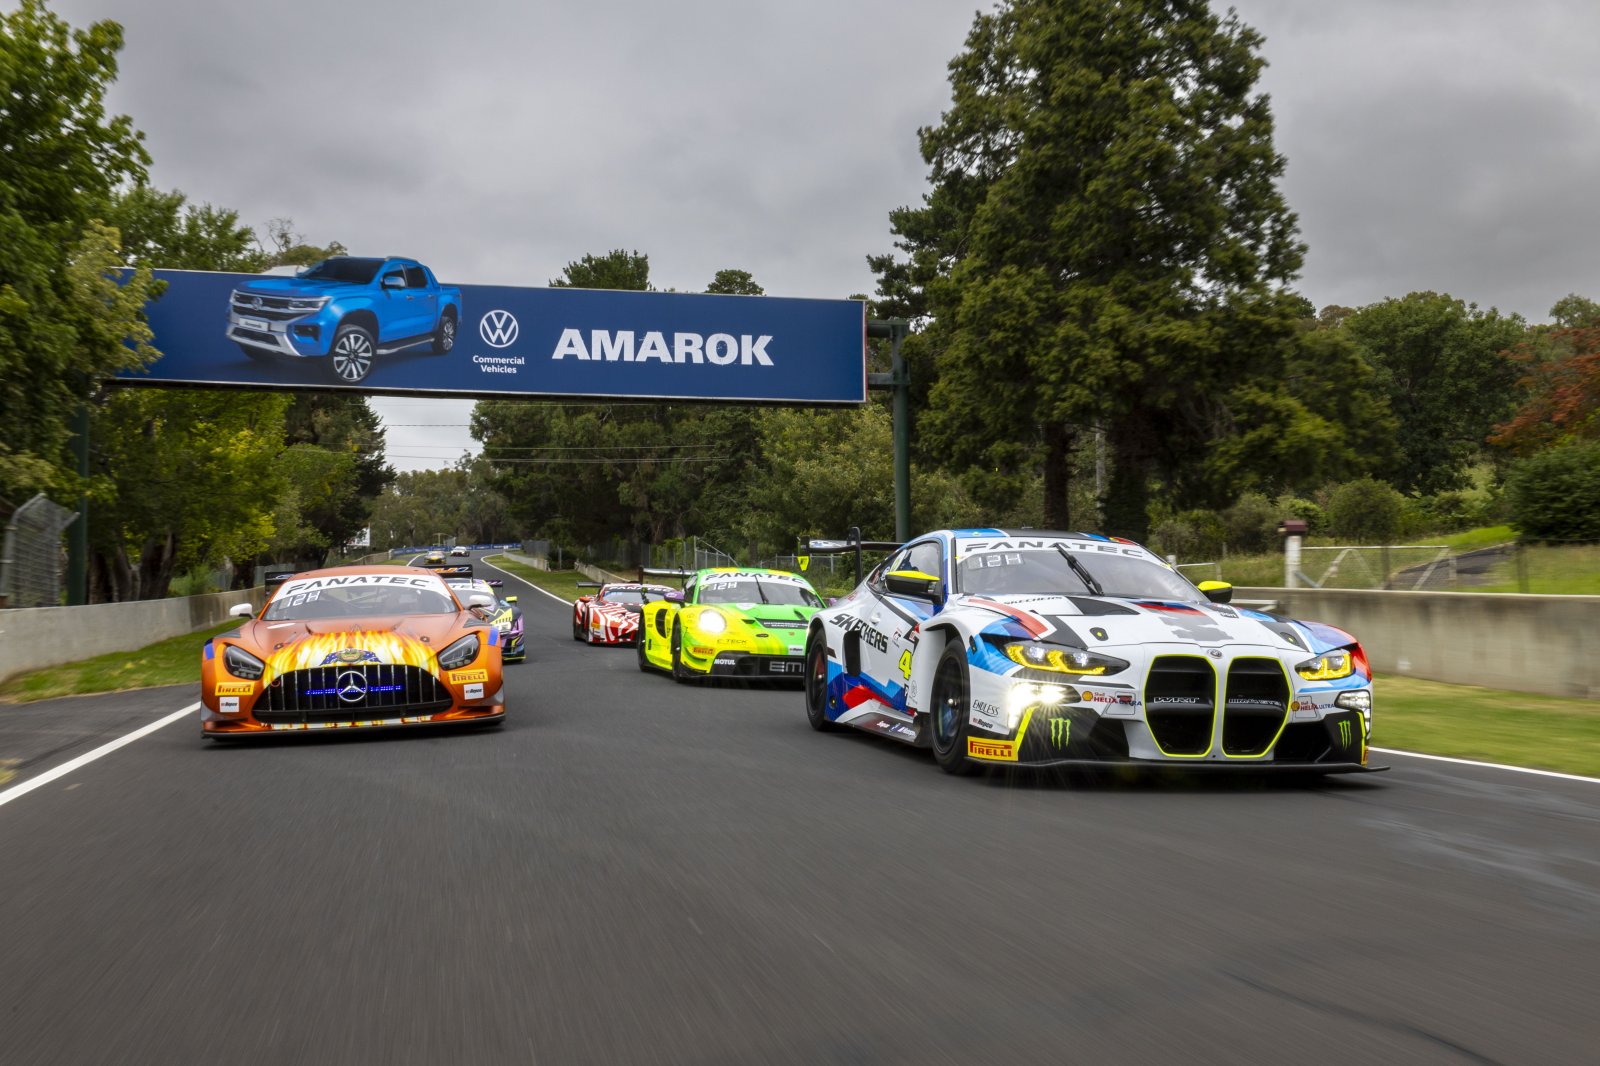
[898, 650, 912, 680]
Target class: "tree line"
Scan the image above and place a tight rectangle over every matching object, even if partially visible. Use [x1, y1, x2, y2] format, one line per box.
[0, 1, 395, 599]
[8, 0, 1599, 603]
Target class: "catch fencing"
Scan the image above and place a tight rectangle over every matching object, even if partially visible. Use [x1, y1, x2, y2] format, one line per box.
[0, 494, 76, 609]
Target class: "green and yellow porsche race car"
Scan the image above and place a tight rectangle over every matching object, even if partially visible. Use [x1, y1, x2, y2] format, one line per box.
[637, 567, 825, 681]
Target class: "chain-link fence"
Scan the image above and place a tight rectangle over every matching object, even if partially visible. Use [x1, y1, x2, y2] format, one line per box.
[648, 537, 737, 571]
[0, 494, 77, 609]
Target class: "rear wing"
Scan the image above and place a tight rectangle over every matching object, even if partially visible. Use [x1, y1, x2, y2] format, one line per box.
[428, 562, 473, 579]
[640, 567, 694, 588]
[797, 528, 903, 587]
[263, 570, 298, 595]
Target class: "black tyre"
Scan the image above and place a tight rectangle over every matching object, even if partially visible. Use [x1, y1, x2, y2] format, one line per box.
[636, 630, 655, 673]
[572, 609, 585, 641]
[670, 624, 693, 684]
[804, 628, 838, 732]
[328, 322, 376, 384]
[432, 309, 457, 354]
[929, 642, 978, 776]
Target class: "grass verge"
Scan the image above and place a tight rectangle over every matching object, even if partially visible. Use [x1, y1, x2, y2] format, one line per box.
[0, 620, 238, 704]
[481, 555, 598, 603]
[1376, 674, 1600, 777]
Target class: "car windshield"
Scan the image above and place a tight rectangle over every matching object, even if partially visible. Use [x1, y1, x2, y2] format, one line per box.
[697, 576, 823, 608]
[264, 575, 459, 620]
[298, 257, 382, 285]
[601, 589, 648, 604]
[956, 545, 1202, 602]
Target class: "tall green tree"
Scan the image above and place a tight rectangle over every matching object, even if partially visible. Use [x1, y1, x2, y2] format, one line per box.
[0, 1, 157, 505]
[278, 393, 395, 561]
[872, 0, 1304, 537]
[549, 250, 652, 291]
[1342, 292, 1525, 493]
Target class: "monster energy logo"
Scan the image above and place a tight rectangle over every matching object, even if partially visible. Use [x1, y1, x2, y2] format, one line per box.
[1338, 719, 1353, 747]
[1049, 716, 1072, 749]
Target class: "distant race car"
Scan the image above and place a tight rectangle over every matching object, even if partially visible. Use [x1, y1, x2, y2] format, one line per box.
[572, 582, 675, 645]
[448, 578, 525, 663]
[802, 528, 1381, 776]
[637, 567, 825, 681]
[423, 550, 447, 566]
[450, 546, 470, 557]
[200, 565, 506, 737]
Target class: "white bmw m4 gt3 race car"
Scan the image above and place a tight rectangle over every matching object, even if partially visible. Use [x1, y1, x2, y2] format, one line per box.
[802, 529, 1383, 777]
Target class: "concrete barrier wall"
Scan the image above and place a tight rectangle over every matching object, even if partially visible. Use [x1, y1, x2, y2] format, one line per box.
[0, 586, 263, 685]
[1238, 587, 1600, 699]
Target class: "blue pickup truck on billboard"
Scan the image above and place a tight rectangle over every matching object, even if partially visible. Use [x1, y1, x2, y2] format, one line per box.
[227, 257, 462, 384]
[124, 259, 866, 404]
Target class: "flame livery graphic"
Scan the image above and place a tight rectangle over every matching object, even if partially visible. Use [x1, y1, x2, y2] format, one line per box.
[261, 630, 436, 686]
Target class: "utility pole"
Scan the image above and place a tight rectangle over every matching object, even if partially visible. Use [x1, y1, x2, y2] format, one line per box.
[867, 319, 911, 542]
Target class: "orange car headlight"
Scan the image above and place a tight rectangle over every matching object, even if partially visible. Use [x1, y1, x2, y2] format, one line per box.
[223, 644, 265, 680]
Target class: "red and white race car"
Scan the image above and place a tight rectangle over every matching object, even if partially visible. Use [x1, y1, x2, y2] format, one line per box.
[573, 582, 676, 645]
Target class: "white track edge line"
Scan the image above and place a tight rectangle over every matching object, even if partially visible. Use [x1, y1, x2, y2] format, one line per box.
[1371, 746, 1600, 785]
[478, 556, 574, 606]
[0, 702, 198, 809]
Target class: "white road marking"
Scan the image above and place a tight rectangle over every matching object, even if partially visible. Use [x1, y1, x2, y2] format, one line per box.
[1372, 747, 1600, 785]
[478, 556, 574, 606]
[0, 702, 198, 810]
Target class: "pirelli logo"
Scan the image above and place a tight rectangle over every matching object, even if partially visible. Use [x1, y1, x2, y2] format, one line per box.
[214, 682, 254, 696]
[450, 669, 489, 684]
[968, 737, 1018, 761]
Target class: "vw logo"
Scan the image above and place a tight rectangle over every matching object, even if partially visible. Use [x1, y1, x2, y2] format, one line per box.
[335, 669, 368, 703]
[479, 309, 520, 348]
[248, 295, 262, 309]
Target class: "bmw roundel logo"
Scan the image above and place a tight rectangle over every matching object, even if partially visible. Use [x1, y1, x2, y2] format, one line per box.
[335, 670, 368, 703]
[479, 309, 519, 348]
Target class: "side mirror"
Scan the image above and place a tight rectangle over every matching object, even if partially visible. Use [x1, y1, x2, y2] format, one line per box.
[665, 590, 685, 604]
[229, 602, 256, 619]
[576, 595, 592, 604]
[1197, 580, 1234, 604]
[381, 274, 404, 290]
[505, 596, 518, 604]
[885, 570, 942, 601]
[466, 592, 494, 608]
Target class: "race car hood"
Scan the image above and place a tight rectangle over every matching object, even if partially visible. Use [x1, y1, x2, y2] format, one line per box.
[948, 593, 1337, 656]
[691, 598, 812, 624]
[237, 615, 470, 682]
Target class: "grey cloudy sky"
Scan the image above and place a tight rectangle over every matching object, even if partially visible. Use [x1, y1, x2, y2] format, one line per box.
[52, 0, 1600, 470]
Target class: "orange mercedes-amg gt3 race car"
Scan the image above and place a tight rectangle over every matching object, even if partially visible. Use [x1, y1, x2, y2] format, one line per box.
[200, 565, 506, 738]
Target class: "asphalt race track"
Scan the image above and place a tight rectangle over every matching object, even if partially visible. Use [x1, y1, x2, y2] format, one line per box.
[1, 552, 1597, 1065]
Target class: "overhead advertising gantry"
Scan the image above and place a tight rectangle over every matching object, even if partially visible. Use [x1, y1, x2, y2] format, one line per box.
[70, 256, 911, 601]
[124, 256, 868, 403]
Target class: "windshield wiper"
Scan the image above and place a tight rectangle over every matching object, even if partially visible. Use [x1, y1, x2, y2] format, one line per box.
[1055, 545, 1104, 596]
[753, 580, 770, 604]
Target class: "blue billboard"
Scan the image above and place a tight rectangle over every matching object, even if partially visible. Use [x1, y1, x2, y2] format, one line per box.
[119, 257, 867, 403]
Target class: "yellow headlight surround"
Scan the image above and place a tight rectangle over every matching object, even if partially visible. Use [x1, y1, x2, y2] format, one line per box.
[1296, 651, 1354, 681]
[1004, 643, 1108, 676]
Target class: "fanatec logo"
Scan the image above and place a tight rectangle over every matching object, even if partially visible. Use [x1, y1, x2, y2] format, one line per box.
[336, 670, 368, 703]
[479, 309, 520, 348]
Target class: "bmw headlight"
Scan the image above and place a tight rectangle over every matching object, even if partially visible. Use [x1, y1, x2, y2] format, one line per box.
[223, 644, 265, 681]
[497, 620, 512, 634]
[1296, 650, 1355, 681]
[437, 634, 480, 670]
[696, 609, 727, 635]
[1003, 641, 1127, 676]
